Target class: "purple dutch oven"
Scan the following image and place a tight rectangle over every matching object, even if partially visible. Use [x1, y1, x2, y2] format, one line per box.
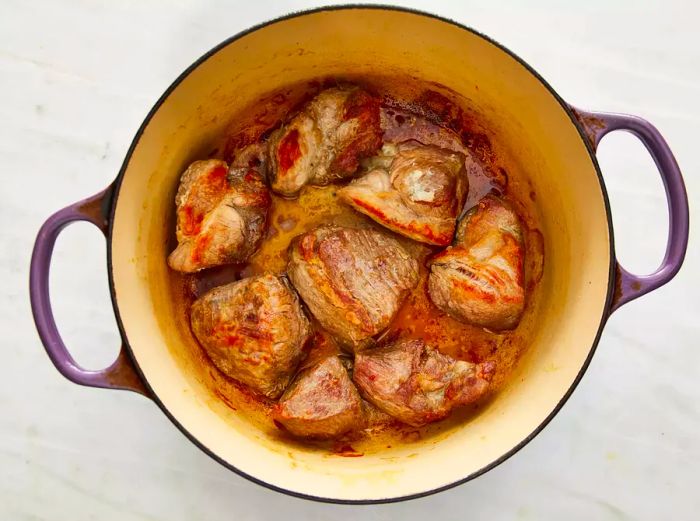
[29, 6, 689, 504]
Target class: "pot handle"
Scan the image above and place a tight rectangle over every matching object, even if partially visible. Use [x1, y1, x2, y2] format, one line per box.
[571, 107, 689, 312]
[29, 185, 150, 397]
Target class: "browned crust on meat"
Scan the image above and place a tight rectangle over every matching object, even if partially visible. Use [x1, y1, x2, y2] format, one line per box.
[273, 356, 365, 439]
[287, 226, 420, 351]
[428, 195, 525, 330]
[353, 339, 494, 426]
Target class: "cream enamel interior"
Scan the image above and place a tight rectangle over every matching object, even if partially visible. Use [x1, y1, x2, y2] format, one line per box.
[110, 8, 611, 501]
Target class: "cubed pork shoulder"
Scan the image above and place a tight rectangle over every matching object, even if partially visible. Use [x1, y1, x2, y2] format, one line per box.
[353, 339, 494, 427]
[428, 195, 525, 330]
[273, 355, 365, 439]
[267, 87, 382, 196]
[190, 274, 310, 398]
[287, 226, 420, 352]
[340, 141, 468, 246]
[168, 159, 271, 272]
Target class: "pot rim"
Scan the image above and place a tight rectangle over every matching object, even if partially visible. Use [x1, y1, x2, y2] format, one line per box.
[105, 4, 616, 504]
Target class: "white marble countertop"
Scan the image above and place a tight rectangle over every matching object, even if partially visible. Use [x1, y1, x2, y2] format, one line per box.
[2, 1, 698, 519]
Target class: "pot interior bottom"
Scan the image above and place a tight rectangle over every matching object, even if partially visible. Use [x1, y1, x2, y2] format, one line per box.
[161, 74, 547, 457]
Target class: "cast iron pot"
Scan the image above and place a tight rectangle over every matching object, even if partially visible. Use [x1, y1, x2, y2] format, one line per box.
[30, 6, 689, 504]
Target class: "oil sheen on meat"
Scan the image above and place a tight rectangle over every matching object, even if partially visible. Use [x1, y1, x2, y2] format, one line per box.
[190, 274, 310, 399]
[273, 355, 365, 439]
[353, 339, 494, 427]
[429, 195, 525, 330]
[287, 225, 420, 352]
[168, 159, 271, 272]
[339, 141, 469, 246]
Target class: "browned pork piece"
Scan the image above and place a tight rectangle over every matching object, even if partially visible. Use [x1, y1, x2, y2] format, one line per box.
[339, 141, 468, 246]
[267, 87, 382, 197]
[287, 226, 420, 352]
[168, 159, 271, 272]
[273, 355, 365, 439]
[353, 339, 494, 427]
[428, 195, 525, 330]
[190, 274, 310, 399]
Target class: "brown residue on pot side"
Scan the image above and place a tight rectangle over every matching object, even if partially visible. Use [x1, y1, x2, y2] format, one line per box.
[571, 107, 607, 150]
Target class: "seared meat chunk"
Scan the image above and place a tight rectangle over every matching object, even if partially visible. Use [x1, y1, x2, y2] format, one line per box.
[268, 87, 382, 196]
[273, 355, 364, 439]
[288, 226, 420, 351]
[353, 339, 494, 427]
[190, 274, 310, 398]
[340, 141, 468, 246]
[428, 195, 525, 330]
[268, 114, 319, 197]
[168, 159, 271, 272]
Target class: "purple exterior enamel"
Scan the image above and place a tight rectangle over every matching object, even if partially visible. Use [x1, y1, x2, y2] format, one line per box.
[29, 109, 689, 394]
[29, 186, 149, 396]
[571, 107, 690, 312]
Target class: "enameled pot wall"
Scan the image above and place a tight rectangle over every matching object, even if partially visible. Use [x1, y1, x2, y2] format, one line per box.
[30, 7, 689, 503]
